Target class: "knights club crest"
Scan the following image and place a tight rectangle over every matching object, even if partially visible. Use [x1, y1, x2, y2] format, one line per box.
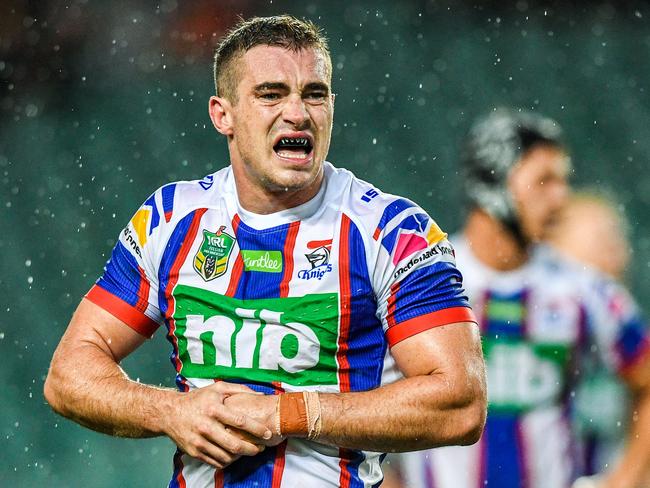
[193, 226, 235, 281]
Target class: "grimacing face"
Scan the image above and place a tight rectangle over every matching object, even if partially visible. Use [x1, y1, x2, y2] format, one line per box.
[508, 144, 570, 242]
[210, 45, 334, 209]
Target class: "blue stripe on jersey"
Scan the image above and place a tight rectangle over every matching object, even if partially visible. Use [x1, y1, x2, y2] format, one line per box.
[157, 210, 199, 385]
[144, 194, 160, 234]
[158, 211, 198, 317]
[222, 448, 278, 488]
[380, 213, 430, 254]
[96, 241, 143, 307]
[168, 449, 185, 488]
[484, 413, 525, 488]
[346, 220, 387, 391]
[376, 198, 416, 233]
[343, 449, 366, 488]
[162, 183, 176, 217]
[231, 221, 291, 300]
[483, 290, 527, 339]
[391, 261, 470, 324]
[616, 314, 649, 364]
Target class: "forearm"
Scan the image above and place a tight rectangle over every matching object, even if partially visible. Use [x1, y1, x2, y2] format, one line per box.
[317, 374, 485, 452]
[606, 389, 650, 487]
[44, 341, 177, 438]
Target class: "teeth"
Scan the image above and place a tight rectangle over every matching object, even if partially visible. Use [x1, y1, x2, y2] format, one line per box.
[280, 137, 308, 146]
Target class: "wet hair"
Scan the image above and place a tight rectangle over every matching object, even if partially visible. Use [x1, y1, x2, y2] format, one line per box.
[461, 108, 566, 242]
[213, 15, 331, 103]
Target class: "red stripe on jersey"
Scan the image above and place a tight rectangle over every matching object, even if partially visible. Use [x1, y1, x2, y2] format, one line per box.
[135, 265, 150, 312]
[279, 221, 300, 298]
[271, 441, 287, 488]
[337, 214, 352, 394]
[226, 214, 243, 297]
[85, 285, 159, 338]
[373, 227, 381, 241]
[386, 281, 400, 329]
[270, 382, 286, 486]
[385, 307, 477, 347]
[173, 450, 187, 488]
[307, 238, 332, 249]
[214, 468, 224, 487]
[338, 449, 352, 488]
[165, 210, 173, 223]
[166, 208, 207, 381]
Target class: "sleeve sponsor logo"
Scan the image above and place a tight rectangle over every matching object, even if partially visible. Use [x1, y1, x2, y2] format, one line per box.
[123, 226, 143, 258]
[193, 226, 235, 281]
[393, 242, 454, 279]
[361, 188, 379, 203]
[241, 250, 283, 273]
[172, 285, 339, 386]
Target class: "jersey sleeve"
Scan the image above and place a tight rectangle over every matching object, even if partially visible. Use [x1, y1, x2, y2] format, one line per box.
[371, 197, 476, 347]
[85, 186, 174, 337]
[585, 276, 650, 378]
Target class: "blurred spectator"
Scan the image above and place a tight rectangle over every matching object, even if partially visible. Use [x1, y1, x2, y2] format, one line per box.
[545, 191, 631, 281]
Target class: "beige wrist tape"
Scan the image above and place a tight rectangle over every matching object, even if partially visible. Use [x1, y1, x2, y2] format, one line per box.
[276, 391, 322, 440]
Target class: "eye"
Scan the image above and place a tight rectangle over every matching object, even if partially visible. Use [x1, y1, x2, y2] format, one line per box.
[304, 91, 328, 103]
[259, 92, 281, 101]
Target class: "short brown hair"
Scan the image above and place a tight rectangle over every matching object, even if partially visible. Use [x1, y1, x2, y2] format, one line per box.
[213, 15, 331, 103]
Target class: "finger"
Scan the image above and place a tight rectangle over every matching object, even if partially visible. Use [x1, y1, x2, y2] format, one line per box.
[195, 442, 241, 469]
[204, 425, 266, 457]
[212, 381, 262, 395]
[213, 407, 273, 440]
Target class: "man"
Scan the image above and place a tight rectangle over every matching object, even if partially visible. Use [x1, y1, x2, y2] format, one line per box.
[44, 15, 486, 487]
[546, 191, 631, 281]
[395, 109, 650, 488]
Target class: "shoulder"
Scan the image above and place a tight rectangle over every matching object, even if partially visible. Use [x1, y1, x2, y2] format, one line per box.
[327, 163, 444, 241]
[142, 166, 232, 223]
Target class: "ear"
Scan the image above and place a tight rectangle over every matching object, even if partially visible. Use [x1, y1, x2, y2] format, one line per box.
[209, 96, 234, 136]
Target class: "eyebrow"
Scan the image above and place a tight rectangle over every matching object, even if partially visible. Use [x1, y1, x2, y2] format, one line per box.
[254, 82, 289, 93]
[253, 81, 330, 94]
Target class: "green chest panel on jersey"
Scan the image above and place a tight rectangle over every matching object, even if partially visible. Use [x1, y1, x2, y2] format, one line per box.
[172, 284, 339, 386]
[483, 338, 572, 413]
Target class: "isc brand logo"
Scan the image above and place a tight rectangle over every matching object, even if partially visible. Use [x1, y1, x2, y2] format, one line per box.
[172, 285, 339, 386]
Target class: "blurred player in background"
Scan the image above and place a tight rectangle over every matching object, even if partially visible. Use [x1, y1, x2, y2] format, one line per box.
[44, 15, 487, 487]
[393, 109, 650, 488]
[546, 191, 640, 485]
[546, 191, 631, 281]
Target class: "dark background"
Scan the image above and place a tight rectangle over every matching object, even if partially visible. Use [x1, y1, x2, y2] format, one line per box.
[1, 1, 649, 485]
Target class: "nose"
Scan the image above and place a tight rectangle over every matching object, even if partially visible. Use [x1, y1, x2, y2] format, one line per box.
[282, 94, 310, 129]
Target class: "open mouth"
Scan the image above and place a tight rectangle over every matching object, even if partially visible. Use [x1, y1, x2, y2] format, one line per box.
[273, 136, 314, 160]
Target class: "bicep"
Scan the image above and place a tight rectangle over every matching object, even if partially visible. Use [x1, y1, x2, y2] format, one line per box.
[391, 321, 484, 379]
[55, 298, 148, 363]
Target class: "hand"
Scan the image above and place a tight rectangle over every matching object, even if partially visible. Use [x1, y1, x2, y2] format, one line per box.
[224, 392, 285, 446]
[163, 382, 273, 469]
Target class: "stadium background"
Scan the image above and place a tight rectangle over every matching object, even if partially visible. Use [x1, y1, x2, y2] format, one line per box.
[1, 1, 649, 485]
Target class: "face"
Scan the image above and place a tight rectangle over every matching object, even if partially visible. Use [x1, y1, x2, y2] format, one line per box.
[549, 199, 630, 279]
[210, 45, 333, 208]
[508, 144, 570, 241]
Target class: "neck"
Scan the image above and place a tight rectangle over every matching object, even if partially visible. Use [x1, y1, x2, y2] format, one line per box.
[233, 167, 324, 215]
[463, 209, 530, 271]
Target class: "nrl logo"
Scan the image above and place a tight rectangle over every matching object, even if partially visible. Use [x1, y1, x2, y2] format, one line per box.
[193, 226, 235, 281]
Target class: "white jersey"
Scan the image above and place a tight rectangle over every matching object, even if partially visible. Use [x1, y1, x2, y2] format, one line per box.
[398, 237, 650, 488]
[87, 163, 475, 488]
